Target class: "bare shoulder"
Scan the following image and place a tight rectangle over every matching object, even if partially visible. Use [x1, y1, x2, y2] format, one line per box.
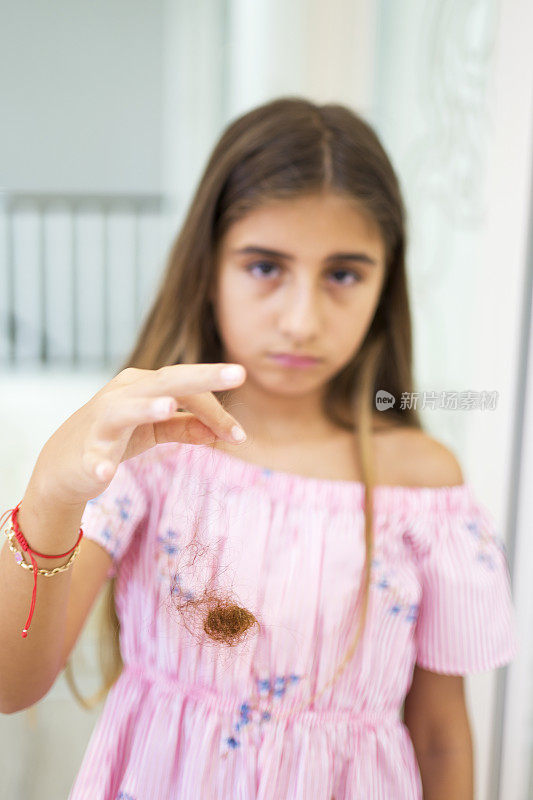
[380, 426, 465, 488]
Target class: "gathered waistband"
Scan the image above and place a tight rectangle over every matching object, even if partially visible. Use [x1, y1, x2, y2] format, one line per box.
[121, 661, 400, 729]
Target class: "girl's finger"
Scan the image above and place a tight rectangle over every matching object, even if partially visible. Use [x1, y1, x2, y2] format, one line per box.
[123, 364, 247, 444]
[167, 390, 247, 443]
[127, 362, 246, 399]
[153, 413, 219, 445]
[91, 390, 242, 455]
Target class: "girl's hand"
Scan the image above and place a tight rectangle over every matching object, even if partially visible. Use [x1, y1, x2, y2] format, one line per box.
[30, 363, 247, 507]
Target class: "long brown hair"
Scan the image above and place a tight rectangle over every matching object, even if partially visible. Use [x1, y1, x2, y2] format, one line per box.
[64, 96, 422, 710]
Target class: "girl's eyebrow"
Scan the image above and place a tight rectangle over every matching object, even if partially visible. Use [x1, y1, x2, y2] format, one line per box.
[231, 245, 378, 266]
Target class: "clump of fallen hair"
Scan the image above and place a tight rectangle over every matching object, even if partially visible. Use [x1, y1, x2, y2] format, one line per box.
[168, 577, 261, 648]
[160, 533, 262, 650]
[203, 599, 259, 644]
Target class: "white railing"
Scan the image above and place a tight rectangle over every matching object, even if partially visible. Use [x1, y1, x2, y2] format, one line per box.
[0, 192, 167, 372]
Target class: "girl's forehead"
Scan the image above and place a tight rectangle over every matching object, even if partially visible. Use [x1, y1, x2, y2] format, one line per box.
[220, 194, 384, 254]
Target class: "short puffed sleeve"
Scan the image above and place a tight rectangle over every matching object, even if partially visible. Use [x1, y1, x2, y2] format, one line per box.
[406, 486, 519, 674]
[80, 456, 149, 579]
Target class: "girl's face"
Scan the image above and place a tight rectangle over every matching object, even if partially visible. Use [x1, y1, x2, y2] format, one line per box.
[212, 191, 387, 402]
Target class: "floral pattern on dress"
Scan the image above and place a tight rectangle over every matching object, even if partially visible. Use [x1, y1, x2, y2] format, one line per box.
[220, 673, 302, 756]
[85, 494, 133, 559]
[371, 558, 420, 624]
[156, 528, 196, 600]
[465, 518, 506, 570]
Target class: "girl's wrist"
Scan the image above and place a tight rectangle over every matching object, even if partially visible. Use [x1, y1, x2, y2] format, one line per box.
[16, 484, 86, 564]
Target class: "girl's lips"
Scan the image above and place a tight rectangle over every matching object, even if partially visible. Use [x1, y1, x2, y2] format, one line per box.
[268, 353, 322, 368]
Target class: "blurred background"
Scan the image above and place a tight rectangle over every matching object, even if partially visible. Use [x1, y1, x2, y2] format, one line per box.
[1, 0, 532, 798]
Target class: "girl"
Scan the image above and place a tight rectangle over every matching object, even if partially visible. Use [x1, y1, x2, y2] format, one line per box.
[1, 97, 517, 799]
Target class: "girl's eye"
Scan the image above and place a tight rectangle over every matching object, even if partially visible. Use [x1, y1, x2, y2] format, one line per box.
[328, 268, 362, 285]
[246, 261, 280, 278]
[245, 262, 362, 285]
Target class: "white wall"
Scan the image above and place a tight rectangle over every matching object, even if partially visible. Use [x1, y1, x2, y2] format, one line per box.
[0, 0, 164, 193]
[226, 0, 377, 119]
[161, 0, 229, 222]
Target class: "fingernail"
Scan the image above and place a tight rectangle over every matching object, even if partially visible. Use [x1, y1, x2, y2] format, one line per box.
[220, 365, 245, 384]
[231, 425, 247, 442]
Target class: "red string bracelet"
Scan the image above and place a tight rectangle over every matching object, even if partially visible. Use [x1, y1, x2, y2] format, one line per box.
[0, 501, 84, 638]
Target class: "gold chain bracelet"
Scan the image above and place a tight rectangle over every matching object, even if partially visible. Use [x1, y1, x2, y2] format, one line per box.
[2, 521, 81, 576]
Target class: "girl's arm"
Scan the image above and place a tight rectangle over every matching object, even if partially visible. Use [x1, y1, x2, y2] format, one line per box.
[403, 665, 474, 800]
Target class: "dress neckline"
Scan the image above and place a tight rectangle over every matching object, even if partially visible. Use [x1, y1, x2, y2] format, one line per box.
[167, 441, 475, 513]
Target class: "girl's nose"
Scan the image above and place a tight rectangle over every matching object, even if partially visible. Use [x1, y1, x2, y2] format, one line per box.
[278, 284, 322, 342]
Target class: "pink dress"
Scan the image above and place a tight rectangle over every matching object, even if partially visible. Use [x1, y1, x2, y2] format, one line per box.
[68, 441, 518, 800]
